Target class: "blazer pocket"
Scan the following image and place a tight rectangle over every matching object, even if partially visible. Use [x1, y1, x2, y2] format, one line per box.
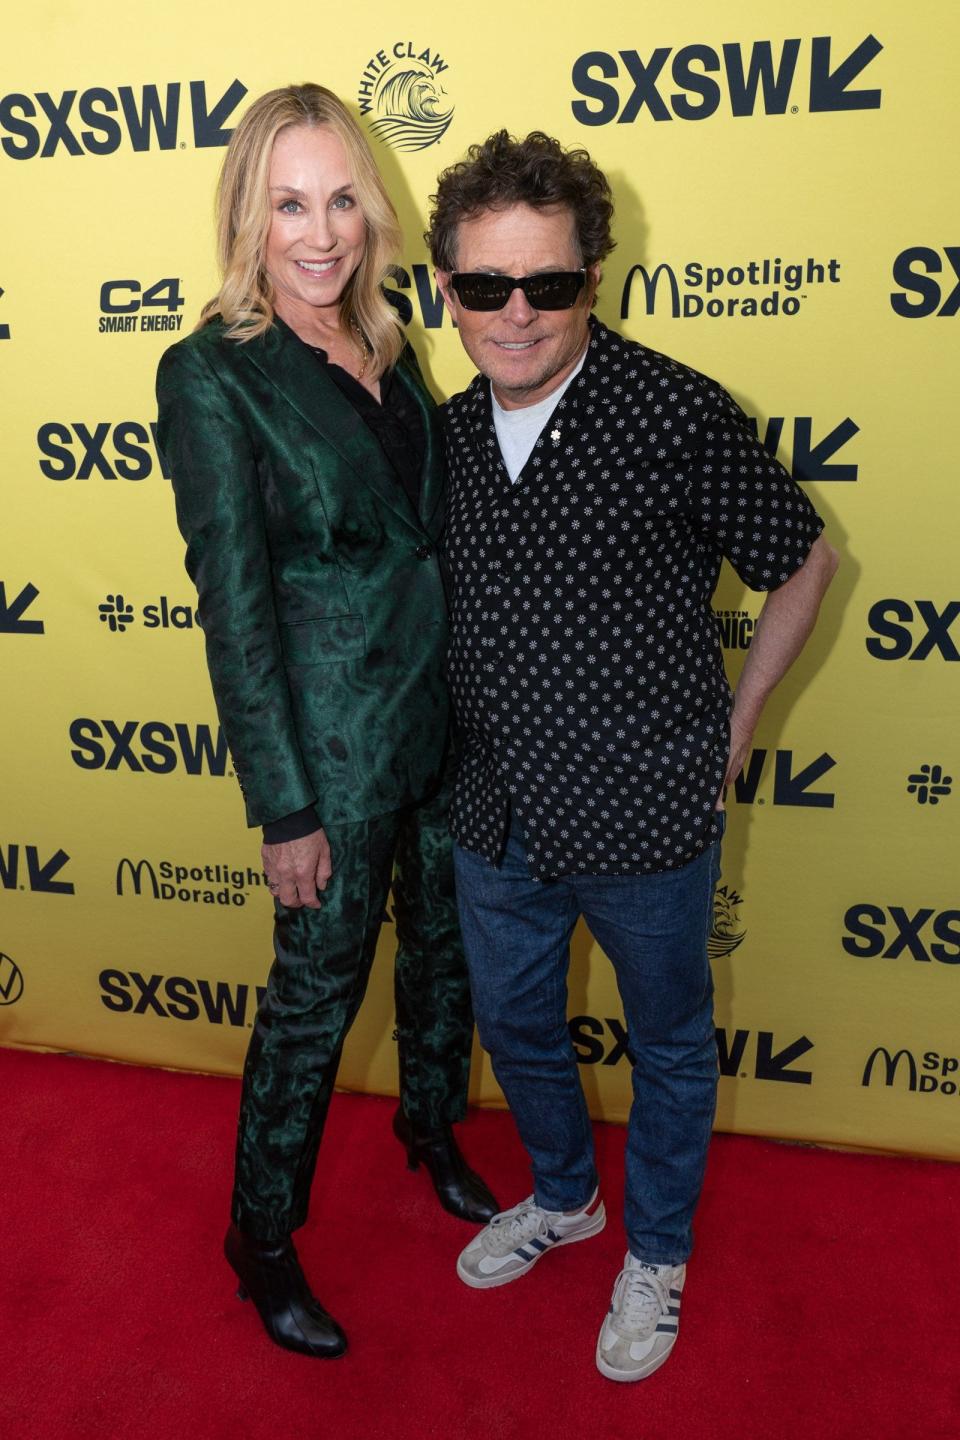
[279, 613, 366, 665]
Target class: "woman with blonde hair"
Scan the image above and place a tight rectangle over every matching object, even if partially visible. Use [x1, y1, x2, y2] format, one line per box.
[156, 83, 496, 1359]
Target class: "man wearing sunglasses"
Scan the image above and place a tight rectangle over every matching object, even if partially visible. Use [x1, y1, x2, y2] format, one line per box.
[426, 131, 839, 1382]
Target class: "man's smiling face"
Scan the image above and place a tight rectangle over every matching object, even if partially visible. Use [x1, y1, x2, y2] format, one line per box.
[437, 203, 598, 410]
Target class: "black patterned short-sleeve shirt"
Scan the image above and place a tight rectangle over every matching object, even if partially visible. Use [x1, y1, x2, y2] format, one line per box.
[443, 318, 824, 879]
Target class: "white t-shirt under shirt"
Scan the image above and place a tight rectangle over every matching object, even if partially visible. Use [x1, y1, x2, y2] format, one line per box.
[491, 346, 588, 483]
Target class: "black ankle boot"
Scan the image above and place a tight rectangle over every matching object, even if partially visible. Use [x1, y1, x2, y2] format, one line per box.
[392, 1107, 499, 1223]
[224, 1223, 347, 1358]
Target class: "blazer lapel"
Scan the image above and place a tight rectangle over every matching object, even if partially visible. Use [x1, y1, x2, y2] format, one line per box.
[394, 355, 444, 539]
[242, 317, 425, 537]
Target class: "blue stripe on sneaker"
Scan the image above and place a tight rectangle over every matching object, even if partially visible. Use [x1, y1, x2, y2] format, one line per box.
[546, 1229, 560, 1242]
[515, 1246, 537, 1261]
[656, 1322, 678, 1334]
[526, 1238, 549, 1253]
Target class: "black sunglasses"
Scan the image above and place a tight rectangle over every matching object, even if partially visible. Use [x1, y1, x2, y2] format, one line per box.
[450, 269, 586, 312]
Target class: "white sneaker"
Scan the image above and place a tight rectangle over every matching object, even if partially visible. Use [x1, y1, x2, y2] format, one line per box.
[456, 1187, 606, 1289]
[596, 1252, 686, 1381]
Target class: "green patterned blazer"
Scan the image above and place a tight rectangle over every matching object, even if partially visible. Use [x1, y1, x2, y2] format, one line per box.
[155, 316, 450, 829]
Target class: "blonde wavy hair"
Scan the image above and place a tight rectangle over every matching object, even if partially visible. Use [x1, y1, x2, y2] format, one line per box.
[199, 83, 404, 372]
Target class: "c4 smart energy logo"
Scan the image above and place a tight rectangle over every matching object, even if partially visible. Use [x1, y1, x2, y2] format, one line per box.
[571, 35, 882, 124]
[620, 257, 841, 320]
[38, 422, 169, 480]
[862, 1047, 960, 1097]
[0, 80, 246, 158]
[98, 278, 185, 335]
[358, 42, 453, 151]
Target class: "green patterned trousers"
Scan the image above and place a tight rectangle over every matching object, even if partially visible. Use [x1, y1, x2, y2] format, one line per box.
[231, 773, 473, 1240]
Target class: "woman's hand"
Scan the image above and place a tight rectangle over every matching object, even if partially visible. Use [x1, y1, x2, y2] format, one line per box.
[262, 828, 332, 908]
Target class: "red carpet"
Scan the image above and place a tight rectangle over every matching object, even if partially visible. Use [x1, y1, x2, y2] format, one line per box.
[1, 1048, 957, 1440]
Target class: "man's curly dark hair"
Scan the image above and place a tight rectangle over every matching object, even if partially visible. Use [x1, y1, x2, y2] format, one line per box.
[425, 130, 615, 272]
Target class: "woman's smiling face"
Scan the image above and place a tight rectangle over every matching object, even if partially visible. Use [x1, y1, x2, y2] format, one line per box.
[264, 123, 366, 325]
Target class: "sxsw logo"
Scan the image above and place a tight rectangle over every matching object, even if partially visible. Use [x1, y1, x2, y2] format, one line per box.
[843, 906, 960, 965]
[0, 845, 73, 895]
[571, 35, 882, 124]
[0, 581, 44, 634]
[862, 1047, 960, 1096]
[99, 969, 265, 1026]
[756, 416, 859, 483]
[716, 1028, 814, 1084]
[731, 748, 836, 808]
[38, 423, 170, 481]
[866, 600, 959, 660]
[69, 719, 229, 776]
[385, 264, 452, 330]
[569, 1016, 813, 1083]
[890, 247, 960, 318]
[0, 81, 247, 159]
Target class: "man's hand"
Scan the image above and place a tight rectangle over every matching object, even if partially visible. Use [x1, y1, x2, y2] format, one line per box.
[717, 710, 755, 809]
[262, 828, 332, 909]
[715, 533, 840, 809]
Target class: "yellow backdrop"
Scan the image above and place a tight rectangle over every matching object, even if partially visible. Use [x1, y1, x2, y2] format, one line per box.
[3, 0, 958, 1160]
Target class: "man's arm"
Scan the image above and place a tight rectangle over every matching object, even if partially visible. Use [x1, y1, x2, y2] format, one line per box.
[721, 534, 840, 800]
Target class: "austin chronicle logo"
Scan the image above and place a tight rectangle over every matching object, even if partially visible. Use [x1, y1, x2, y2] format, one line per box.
[906, 764, 953, 805]
[709, 885, 746, 960]
[0, 953, 24, 1006]
[357, 42, 453, 151]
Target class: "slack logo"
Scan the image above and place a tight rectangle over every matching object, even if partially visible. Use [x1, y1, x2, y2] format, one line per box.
[843, 906, 960, 964]
[866, 600, 959, 661]
[69, 719, 229, 776]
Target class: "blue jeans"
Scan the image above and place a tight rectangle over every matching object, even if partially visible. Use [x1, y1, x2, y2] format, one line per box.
[453, 813, 723, 1266]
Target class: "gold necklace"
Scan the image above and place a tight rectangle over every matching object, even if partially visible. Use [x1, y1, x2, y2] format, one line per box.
[350, 319, 370, 380]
